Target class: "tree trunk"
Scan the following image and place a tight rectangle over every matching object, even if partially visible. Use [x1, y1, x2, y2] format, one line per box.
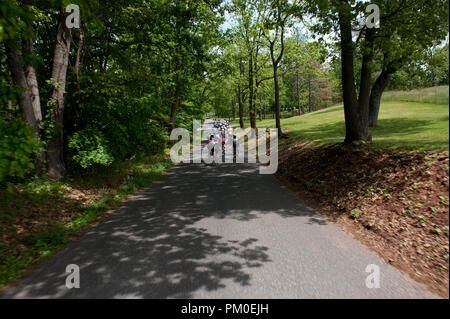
[273, 65, 282, 137]
[269, 39, 283, 137]
[4, 42, 40, 134]
[23, 23, 42, 128]
[6, 21, 45, 174]
[47, 8, 72, 180]
[248, 53, 256, 129]
[357, 28, 375, 140]
[232, 97, 236, 121]
[369, 71, 390, 127]
[296, 72, 301, 115]
[254, 49, 260, 122]
[338, 7, 369, 144]
[369, 58, 402, 127]
[238, 61, 245, 129]
[74, 27, 85, 104]
[238, 90, 244, 128]
[308, 74, 312, 113]
[170, 82, 181, 131]
[23, 24, 46, 174]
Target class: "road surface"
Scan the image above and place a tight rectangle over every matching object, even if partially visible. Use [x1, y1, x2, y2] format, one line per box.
[1, 121, 436, 299]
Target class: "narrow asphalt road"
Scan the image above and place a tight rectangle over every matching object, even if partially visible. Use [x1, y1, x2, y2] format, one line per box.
[1, 123, 436, 298]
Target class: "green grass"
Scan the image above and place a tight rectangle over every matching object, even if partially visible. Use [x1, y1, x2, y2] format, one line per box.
[381, 86, 449, 105]
[233, 101, 449, 151]
[0, 153, 172, 290]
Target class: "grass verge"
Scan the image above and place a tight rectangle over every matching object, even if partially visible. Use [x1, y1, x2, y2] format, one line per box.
[0, 152, 172, 291]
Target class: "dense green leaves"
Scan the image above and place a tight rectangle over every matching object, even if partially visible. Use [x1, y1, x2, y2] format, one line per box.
[0, 0, 449, 176]
[0, 118, 41, 181]
[68, 126, 114, 169]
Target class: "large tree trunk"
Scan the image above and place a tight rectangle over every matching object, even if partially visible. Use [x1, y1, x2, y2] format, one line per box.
[369, 58, 402, 127]
[47, 9, 72, 180]
[357, 28, 375, 140]
[6, 21, 45, 174]
[4, 42, 40, 134]
[23, 23, 46, 173]
[23, 24, 42, 128]
[338, 7, 369, 144]
[369, 70, 390, 127]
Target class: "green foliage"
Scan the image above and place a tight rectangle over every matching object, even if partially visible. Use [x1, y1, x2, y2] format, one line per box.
[68, 126, 114, 169]
[40, 107, 58, 146]
[23, 223, 69, 253]
[349, 209, 359, 219]
[0, 118, 41, 182]
[2, 0, 449, 179]
[66, 93, 169, 170]
[0, 1, 33, 42]
[389, 46, 450, 90]
[283, 38, 337, 113]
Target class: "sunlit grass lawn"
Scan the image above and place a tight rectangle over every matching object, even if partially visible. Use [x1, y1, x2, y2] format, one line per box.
[232, 101, 449, 151]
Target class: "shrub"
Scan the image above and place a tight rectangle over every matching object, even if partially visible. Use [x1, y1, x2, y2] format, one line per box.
[0, 118, 41, 182]
[68, 126, 114, 169]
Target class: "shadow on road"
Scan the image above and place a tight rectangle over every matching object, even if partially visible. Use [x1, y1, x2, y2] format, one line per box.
[2, 163, 318, 298]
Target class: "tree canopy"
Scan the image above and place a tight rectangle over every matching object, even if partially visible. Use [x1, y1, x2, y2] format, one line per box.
[0, 0, 448, 181]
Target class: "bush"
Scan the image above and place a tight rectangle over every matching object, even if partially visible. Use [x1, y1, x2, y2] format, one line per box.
[64, 73, 169, 170]
[0, 118, 41, 182]
[141, 119, 169, 154]
[68, 126, 115, 169]
[67, 113, 168, 170]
